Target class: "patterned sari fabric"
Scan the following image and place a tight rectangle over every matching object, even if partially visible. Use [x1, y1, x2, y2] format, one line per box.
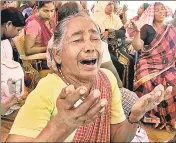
[73, 70, 112, 142]
[134, 24, 176, 130]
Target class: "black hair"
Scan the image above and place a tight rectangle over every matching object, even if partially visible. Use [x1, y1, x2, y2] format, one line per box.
[36, 1, 54, 9]
[58, 2, 80, 22]
[143, 3, 149, 10]
[1, 7, 25, 27]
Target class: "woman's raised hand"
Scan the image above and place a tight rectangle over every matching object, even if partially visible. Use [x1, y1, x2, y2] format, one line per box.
[131, 21, 140, 32]
[55, 85, 107, 130]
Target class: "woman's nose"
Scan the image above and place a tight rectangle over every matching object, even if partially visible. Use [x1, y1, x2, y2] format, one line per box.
[83, 41, 95, 53]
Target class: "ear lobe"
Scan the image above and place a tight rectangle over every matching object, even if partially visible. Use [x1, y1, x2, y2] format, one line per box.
[52, 49, 62, 64]
[54, 55, 62, 64]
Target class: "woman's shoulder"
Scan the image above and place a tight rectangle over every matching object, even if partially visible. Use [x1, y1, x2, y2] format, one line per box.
[26, 73, 66, 106]
[26, 19, 40, 26]
[32, 73, 66, 97]
[37, 73, 64, 88]
[99, 68, 117, 86]
[25, 16, 41, 28]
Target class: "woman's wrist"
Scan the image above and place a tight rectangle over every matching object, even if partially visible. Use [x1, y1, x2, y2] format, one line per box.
[128, 112, 141, 123]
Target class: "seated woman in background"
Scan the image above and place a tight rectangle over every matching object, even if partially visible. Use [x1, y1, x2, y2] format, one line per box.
[126, 3, 150, 64]
[1, 7, 28, 115]
[91, 1, 134, 91]
[126, 3, 149, 38]
[24, 1, 56, 70]
[24, 1, 56, 56]
[132, 2, 176, 132]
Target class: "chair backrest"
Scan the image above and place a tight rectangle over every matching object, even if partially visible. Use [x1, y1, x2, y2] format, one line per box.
[12, 29, 25, 56]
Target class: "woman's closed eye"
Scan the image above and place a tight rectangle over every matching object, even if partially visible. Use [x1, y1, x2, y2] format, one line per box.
[91, 35, 101, 41]
[91, 38, 101, 42]
[72, 39, 84, 43]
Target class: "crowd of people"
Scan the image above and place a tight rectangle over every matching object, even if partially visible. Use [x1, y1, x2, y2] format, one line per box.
[1, 0, 176, 142]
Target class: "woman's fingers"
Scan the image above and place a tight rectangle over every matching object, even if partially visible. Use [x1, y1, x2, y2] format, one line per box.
[73, 89, 101, 117]
[164, 86, 173, 100]
[83, 111, 104, 125]
[151, 90, 162, 104]
[59, 85, 75, 99]
[150, 84, 164, 96]
[64, 86, 87, 109]
[78, 99, 107, 121]
[151, 85, 172, 104]
[131, 21, 139, 32]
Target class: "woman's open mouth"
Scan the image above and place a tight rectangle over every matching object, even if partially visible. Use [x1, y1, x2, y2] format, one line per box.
[159, 14, 165, 18]
[80, 58, 97, 65]
[79, 58, 98, 70]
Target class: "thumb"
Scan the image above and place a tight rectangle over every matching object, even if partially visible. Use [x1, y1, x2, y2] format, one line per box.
[164, 86, 173, 101]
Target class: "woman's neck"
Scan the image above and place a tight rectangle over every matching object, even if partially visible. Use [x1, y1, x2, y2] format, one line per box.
[153, 21, 164, 30]
[56, 70, 94, 93]
[37, 14, 49, 23]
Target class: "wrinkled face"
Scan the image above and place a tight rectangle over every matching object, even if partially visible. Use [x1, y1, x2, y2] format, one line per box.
[3, 22, 23, 40]
[38, 2, 55, 20]
[137, 5, 145, 16]
[154, 4, 166, 23]
[58, 17, 103, 82]
[105, 2, 114, 15]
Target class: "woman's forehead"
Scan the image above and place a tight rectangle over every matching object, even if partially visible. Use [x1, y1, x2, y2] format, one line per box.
[65, 17, 98, 36]
[154, 3, 164, 9]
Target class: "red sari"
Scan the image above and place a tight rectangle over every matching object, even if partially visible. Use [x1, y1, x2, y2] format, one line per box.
[73, 70, 112, 142]
[134, 24, 176, 129]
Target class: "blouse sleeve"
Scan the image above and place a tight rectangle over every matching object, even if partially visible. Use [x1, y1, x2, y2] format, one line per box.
[140, 24, 148, 43]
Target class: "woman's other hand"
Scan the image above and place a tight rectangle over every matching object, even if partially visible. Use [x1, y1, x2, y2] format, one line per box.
[130, 84, 172, 122]
[122, 4, 128, 13]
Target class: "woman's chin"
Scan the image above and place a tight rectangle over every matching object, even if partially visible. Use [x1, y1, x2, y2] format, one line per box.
[79, 70, 98, 81]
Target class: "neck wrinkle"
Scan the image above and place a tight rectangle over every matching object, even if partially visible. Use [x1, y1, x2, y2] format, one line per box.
[65, 74, 94, 92]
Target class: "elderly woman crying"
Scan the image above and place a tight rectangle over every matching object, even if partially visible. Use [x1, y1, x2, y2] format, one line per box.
[6, 13, 173, 142]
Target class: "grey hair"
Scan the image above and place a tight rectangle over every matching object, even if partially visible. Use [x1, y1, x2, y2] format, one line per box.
[52, 12, 101, 52]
